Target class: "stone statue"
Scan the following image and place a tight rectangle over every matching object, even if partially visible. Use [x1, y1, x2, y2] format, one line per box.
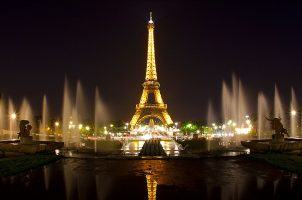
[266, 117, 288, 142]
[17, 120, 33, 144]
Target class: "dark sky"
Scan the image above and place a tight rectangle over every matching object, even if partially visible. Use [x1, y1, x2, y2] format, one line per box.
[1, 1, 302, 122]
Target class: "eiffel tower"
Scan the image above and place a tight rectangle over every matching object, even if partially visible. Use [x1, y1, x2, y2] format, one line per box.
[130, 12, 173, 129]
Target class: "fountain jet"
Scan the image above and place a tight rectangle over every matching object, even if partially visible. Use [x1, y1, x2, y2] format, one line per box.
[94, 87, 109, 133]
[62, 78, 73, 146]
[19, 98, 34, 123]
[8, 98, 17, 138]
[290, 87, 298, 137]
[0, 96, 6, 133]
[231, 74, 239, 123]
[222, 81, 232, 122]
[221, 75, 249, 125]
[257, 92, 270, 139]
[274, 84, 286, 126]
[40, 95, 49, 134]
[238, 79, 249, 125]
[206, 100, 215, 126]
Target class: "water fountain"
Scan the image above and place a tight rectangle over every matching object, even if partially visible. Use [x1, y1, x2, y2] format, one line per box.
[242, 117, 302, 152]
[8, 98, 17, 139]
[0, 97, 6, 134]
[72, 80, 86, 145]
[94, 87, 109, 132]
[206, 100, 215, 126]
[290, 87, 298, 137]
[75, 81, 87, 123]
[221, 75, 249, 125]
[221, 81, 232, 122]
[94, 87, 110, 152]
[62, 78, 73, 146]
[238, 80, 249, 125]
[40, 95, 49, 135]
[274, 85, 286, 125]
[19, 98, 34, 129]
[257, 92, 270, 139]
[231, 74, 239, 123]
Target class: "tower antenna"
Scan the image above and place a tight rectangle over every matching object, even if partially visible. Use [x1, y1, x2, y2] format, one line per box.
[149, 12, 153, 23]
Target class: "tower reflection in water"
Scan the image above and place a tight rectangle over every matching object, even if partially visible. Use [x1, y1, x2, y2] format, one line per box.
[146, 174, 157, 200]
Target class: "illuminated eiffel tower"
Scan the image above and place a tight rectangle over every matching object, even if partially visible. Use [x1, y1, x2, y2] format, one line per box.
[130, 13, 173, 129]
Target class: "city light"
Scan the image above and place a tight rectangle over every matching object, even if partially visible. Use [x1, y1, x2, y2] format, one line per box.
[291, 110, 297, 116]
[10, 113, 17, 120]
[55, 121, 60, 127]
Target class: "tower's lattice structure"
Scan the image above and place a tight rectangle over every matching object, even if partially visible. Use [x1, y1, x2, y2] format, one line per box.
[130, 13, 173, 129]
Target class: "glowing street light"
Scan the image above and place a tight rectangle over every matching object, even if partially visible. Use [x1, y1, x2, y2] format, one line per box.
[55, 121, 60, 127]
[78, 124, 83, 130]
[10, 113, 17, 120]
[291, 110, 297, 116]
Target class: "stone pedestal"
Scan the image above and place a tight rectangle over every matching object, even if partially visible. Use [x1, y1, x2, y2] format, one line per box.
[272, 134, 284, 143]
[20, 136, 33, 144]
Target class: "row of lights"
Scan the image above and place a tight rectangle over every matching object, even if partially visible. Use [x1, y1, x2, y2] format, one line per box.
[211, 115, 253, 135]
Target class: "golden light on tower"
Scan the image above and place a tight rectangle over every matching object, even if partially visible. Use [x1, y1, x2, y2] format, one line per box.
[55, 121, 60, 127]
[146, 174, 157, 200]
[145, 12, 157, 81]
[130, 12, 173, 129]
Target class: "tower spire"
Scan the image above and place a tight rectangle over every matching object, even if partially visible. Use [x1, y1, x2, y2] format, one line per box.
[145, 12, 157, 81]
[149, 12, 153, 23]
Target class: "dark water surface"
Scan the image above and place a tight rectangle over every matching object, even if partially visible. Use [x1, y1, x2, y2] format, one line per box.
[0, 158, 301, 200]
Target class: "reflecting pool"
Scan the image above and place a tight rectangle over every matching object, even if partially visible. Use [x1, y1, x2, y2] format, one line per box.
[1, 158, 301, 200]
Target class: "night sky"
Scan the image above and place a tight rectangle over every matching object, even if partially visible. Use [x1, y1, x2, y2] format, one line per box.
[1, 1, 302, 122]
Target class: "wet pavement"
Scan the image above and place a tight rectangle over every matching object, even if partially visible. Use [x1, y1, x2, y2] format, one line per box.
[0, 157, 302, 200]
